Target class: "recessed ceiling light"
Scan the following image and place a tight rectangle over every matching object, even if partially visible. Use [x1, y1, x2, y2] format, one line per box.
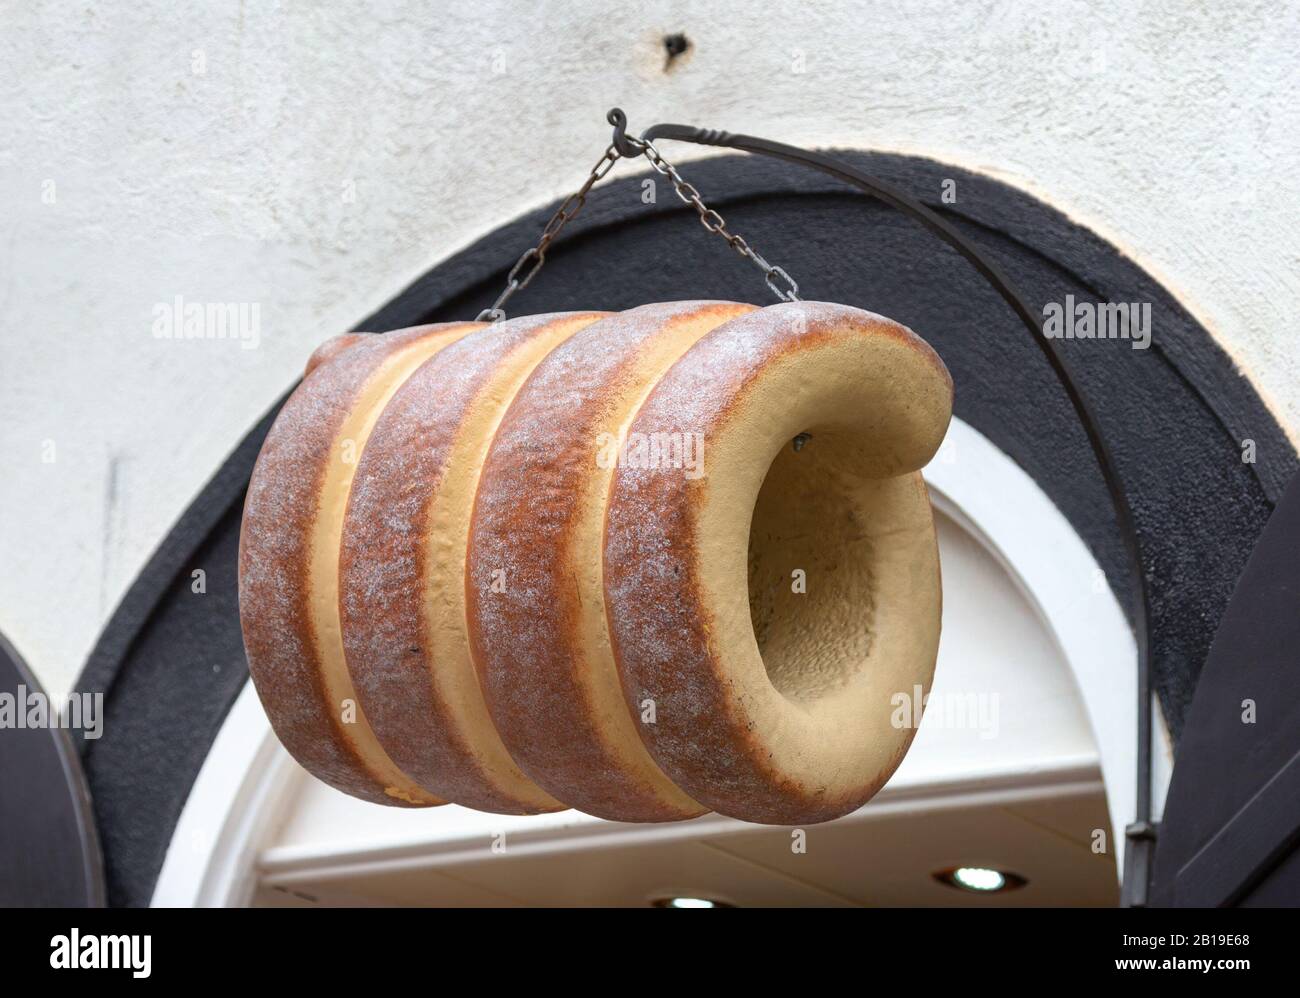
[933, 867, 1027, 894]
[652, 896, 734, 909]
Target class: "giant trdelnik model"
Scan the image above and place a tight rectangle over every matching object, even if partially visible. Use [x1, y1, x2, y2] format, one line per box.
[238, 299, 953, 824]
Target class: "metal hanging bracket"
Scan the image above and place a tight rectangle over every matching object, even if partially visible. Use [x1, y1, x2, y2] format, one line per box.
[475, 107, 1156, 906]
[607, 107, 643, 158]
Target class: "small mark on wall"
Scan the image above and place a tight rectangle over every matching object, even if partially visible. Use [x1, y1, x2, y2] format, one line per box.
[100, 452, 123, 615]
[663, 33, 691, 71]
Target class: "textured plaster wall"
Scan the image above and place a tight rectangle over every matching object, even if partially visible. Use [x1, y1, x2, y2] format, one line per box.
[2, 0, 1298, 701]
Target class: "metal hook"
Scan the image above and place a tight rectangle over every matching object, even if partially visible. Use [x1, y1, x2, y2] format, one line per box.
[607, 107, 645, 158]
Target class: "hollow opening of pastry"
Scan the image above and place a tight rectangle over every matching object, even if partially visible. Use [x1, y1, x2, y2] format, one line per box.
[747, 430, 876, 703]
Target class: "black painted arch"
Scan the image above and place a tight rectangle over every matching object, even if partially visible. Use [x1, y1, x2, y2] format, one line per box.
[73, 149, 1295, 907]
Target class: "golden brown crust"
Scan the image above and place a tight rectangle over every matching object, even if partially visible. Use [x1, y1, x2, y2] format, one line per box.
[304, 333, 368, 376]
[603, 301, 953, 824]
[239, 322, 477, 806]
[467, 301, 754, 821]
[339, 312, 605, 814]
[246, 300, 950, 824]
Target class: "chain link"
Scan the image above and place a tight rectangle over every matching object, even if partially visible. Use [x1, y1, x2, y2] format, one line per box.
[476, 135, 800, 323]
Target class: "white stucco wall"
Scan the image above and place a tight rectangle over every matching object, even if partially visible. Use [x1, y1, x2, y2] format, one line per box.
[3, 1, 1298, 700]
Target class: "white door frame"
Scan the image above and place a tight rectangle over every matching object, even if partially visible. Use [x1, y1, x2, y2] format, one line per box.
[151, 417, 1170, 906]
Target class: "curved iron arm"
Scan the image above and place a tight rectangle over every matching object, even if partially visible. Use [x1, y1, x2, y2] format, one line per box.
[611, 107, 1156, 905]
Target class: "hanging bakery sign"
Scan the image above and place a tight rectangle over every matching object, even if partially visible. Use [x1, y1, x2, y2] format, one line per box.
[238, 111, 954, 826]
[239, 299, 952, 825]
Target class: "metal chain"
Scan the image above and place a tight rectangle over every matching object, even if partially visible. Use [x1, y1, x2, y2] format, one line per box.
[476, 136, 800, 322]
[637, 137, 800, 305]
[476, 143, 621, 322]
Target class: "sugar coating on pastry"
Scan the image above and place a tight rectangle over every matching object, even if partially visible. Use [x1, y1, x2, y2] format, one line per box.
[340, 311, 606, 814]
[467, 300, 755, 821]
[240, 322, 477, 806]
[603, 301, 953, 824]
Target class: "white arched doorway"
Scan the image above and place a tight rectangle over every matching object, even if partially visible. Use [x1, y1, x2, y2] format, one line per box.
[153, 418, 1171, 907]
